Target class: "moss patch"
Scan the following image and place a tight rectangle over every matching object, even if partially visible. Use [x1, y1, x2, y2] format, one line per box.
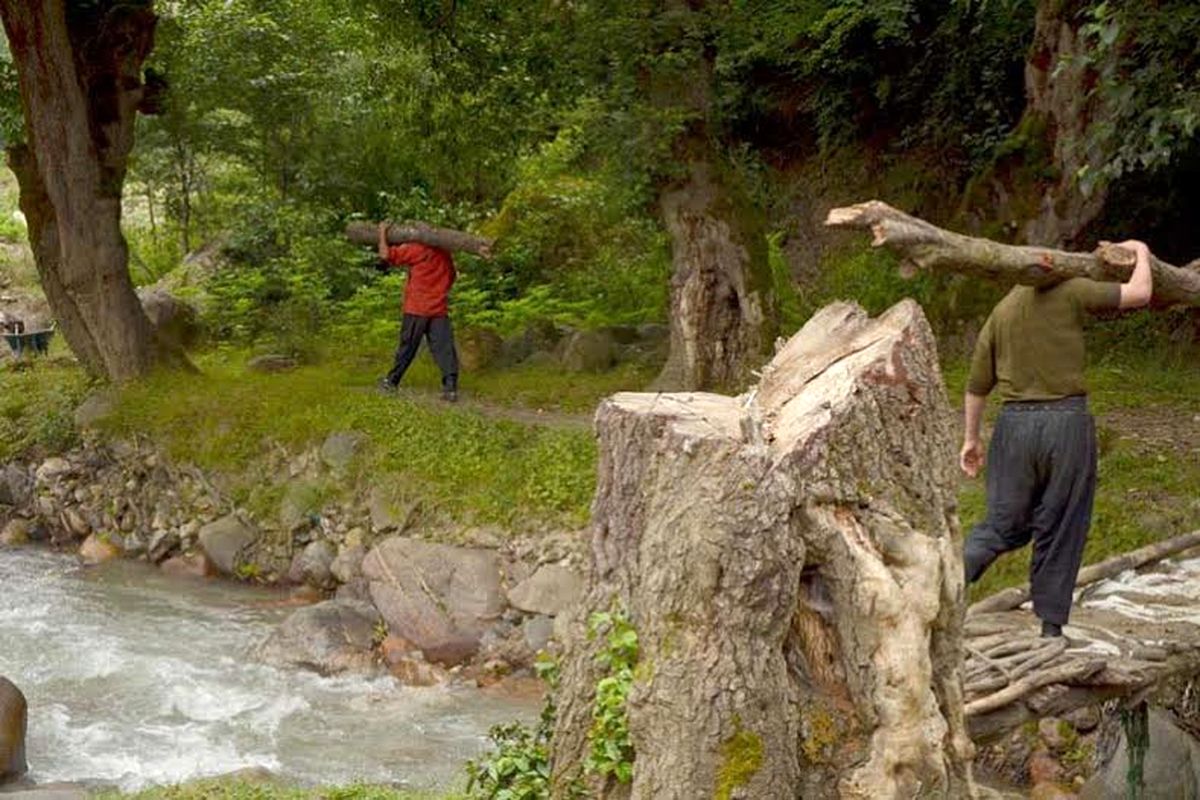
[715, 720, 764, 800]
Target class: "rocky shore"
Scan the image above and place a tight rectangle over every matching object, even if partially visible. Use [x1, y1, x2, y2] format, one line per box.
[0, 429, 587, 689]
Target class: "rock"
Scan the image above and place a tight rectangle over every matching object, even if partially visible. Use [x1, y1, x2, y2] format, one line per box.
[507, 564, 584, 617]
[0, 676, 27, 783]
[247, 354, 299, 373]
[366, 487, 413, 534]
[1063, 705, 1101, 734]
[0, 519, 31, 547]
[559, 329, 617, 373]
[279, 481, 322, 533]
[0, 465, 32, 508]
[161, 552, 216, 580]
[73, 391, 116, 430]
[78, 534, 121, 565]
[255, 600, 380, 675]
[1030, 783, 1075, 800]
[387, 652, 447, 687]
[34, 458, 71, 484]
[522, 350, 558, 369]
[147, 529, 180, 564]
[1038, 718, 1072, 752]
[522, 614, 555, 653]
[61, 508, 89, 539]
[456, 327, 504, 372]
[293, 540, 336, 590]
[361, 536, 504, 666]
[380, 634, 418, 666]
[598, 324, 641, 345]
[331, 545, 366, 584]
[636, 323, 669, 343]
[139, 287, 200, 349]
[1081, 708, 1200, 800]
[335, 578, 371, 604]
[1028, 750, 1063, 785]
[499, 319, 566, 366]
[319, 432, 364, 474]
[198, 514, 259, 576]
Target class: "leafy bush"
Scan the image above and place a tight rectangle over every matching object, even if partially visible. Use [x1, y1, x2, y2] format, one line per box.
[584, 609, 638, 785]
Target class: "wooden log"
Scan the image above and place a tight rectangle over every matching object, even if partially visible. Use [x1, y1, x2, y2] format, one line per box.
[825, 200, 1200, 307]
[969, 529, 1200, 616]
[344, 220, 493, 258]
[964, 658, 1106, 717]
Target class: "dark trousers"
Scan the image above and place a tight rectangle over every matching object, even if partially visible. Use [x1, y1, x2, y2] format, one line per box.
[963, 396, 1098, 626]
[386, 313, 459, 390]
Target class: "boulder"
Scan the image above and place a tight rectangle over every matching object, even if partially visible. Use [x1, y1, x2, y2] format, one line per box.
[507, 564, 584, 617]
[522, 614, 556, 653]
[279, 480, 322, 533]
[161, 552, 216, 580]
[0, 465, 32, 508]
[456, 327, 504, 372]
[1081, 709, 1200, 800]
[330, 545, 366, 584]
[255, 600, 380, 676]
[197, 514, 259, 576]
[361, 536, 504, 666]
[366, 486, 413, 534]
[499, 319, 566, 366]
[34, 458, 71, 485]
[0, 519, 31, 547]
[559, 329, 617, 373]
[147, 529, 181, 564]
[0, 786, 89, 800]
[319, 432, 364, 474]
[290, 540, 336, 590]
[139, 287, 200, 349]
[78, 533, 121, 565]
[0, 676, 27, 783]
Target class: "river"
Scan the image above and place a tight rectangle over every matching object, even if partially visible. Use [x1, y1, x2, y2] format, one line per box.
[0, 547, 537, 792]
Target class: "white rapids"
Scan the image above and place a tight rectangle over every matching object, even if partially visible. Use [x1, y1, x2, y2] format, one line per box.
[0, 547, 536, 791]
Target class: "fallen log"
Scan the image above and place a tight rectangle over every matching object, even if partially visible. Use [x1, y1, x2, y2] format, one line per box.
[344, 220, 493, 258]
[964, 658, 1106, 717]
[825, 200, 1200, 307]
[969, 529, 1200, 616]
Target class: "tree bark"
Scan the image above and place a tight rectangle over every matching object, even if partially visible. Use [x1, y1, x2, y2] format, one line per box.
[0, 0, 186, 381]
[827, 201, 1200, 307]
[344, 221, 493, 257]
[552, 300, 974, 798]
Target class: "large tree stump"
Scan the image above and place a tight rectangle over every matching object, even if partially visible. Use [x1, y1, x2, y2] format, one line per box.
[551, 300, 974, 798]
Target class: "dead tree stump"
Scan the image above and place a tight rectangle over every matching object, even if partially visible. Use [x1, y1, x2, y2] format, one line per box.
[551, 299, 975, 799]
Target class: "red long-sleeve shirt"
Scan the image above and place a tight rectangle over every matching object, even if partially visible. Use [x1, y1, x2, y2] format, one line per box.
[385, 243, 456, 317]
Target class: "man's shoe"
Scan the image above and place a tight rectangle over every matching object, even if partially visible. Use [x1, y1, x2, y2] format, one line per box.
[441, 390, 459, 403]
[1040, 620, 1063, 638]
[378, 378, 397, 394]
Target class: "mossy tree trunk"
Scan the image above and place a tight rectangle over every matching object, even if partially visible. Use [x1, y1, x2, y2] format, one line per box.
[649, 0, 775, 393]
[0, 0, 186, 380]
[551, 300, 975, 798]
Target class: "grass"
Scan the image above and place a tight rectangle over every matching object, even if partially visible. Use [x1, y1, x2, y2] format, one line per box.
[103, 779, 460, 800]
[945, 350, 1200, 599]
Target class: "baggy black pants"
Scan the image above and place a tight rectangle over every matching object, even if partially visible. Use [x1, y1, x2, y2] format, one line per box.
[963, 396, 1098, 626]
[386, 313, 459, 391]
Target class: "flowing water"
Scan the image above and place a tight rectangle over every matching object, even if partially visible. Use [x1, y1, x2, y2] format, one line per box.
[0, 547, 538, 792]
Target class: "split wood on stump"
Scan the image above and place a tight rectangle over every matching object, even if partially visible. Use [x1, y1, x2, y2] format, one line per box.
[344, 221, 493, 258]
[825, 201, 1200, 307]
[551, 300, 975, 799]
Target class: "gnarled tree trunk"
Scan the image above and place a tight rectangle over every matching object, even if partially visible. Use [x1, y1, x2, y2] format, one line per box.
[1, 0, 185, 380]
[552, 300, 974, 798]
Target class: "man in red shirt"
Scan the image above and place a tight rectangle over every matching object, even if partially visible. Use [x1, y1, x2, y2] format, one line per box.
[376, 222, 460, 401]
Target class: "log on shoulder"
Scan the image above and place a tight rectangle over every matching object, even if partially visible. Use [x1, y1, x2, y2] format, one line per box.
[550, 300, 974, 798]
[825, 200, 1200, 307]
[344, 220, 493, 258]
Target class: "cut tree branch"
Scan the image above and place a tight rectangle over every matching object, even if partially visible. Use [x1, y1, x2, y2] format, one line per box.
[969, 529, 1200, 615]
[345, 220, 493, 258]
[825, 201, 1200, 307]
[964, 658, 1106, 717]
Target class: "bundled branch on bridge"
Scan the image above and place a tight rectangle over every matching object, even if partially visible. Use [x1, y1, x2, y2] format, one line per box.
[969, 529, 1200, 615]
[964, 658, 1107, 718]
[825, 201, 1200, 307]
[965, 636, 1067, 697]
[344, 220, 494, 258]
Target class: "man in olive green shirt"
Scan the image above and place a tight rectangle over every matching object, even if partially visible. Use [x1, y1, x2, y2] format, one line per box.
[961, 240, 1154, 637]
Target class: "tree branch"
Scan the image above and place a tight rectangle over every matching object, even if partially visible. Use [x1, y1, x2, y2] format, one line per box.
[345, 220, 492, 258]
[825, 201, 1200, 307]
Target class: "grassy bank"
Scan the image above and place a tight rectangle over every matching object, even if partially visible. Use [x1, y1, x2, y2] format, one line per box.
[105, 780, 458, 800]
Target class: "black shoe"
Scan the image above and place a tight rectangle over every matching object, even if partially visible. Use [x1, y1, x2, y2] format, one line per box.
[1041, 620, 1063, 638]
[378, 377, 397, 394]
[441, 389, 459, 403]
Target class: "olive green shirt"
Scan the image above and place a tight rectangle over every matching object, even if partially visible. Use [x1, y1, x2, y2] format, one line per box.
[967, 279, 1121, 402]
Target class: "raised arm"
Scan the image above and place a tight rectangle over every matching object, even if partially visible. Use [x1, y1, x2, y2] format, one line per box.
[1114, 239, 1153, 309]
[377, 221, 390, 262]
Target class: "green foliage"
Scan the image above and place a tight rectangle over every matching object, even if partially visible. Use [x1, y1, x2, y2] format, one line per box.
[0, 363, 91, 461]
[584, 609, 638, 785]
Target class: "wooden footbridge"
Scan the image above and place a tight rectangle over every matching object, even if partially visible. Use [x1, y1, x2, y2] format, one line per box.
[963, 531, 1200, 742]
